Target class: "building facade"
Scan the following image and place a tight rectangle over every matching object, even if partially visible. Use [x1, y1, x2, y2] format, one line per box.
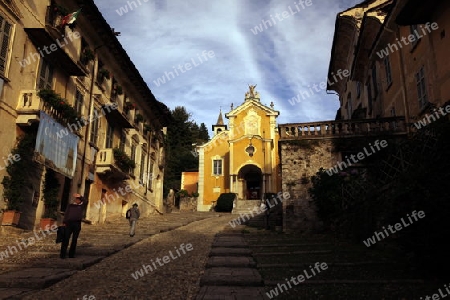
[0, 0, 170, 229]
[196, 86, 282, 211]
[277, 0, 450, 232]
[328, 0, 450, 126]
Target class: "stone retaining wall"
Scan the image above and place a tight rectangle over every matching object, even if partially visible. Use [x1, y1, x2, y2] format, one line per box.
[179, 197, 198, 212]
[280, 140, 339, 233]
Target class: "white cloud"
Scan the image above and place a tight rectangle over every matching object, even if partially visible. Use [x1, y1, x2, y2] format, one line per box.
[95, 0, 362, 131]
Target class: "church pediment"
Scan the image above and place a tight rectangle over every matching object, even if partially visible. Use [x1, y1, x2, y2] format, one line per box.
[225, 85, 280, 118]
[226, 99, 279, 118]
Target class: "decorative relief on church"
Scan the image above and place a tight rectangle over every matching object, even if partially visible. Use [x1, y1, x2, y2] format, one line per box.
[244, 109, 261, 136]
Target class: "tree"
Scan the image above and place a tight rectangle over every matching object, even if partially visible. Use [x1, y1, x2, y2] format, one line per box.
[198, 123, 210, 142]
[164, 106, 202, 196]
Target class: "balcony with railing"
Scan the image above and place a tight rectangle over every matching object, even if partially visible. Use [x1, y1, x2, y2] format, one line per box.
[279, 117, 408, 140]
[16, 90, 81, 129]
[23, 5, 84, 76]
[102, 94, 134, 129]
[96, 148, 135, 180]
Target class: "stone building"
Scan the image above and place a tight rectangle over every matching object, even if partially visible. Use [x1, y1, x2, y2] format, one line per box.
[279, 0, 450, 232]
[195, 86, 282, 211]
[0, 0, 170, 229]
[330, 0, 450, 123]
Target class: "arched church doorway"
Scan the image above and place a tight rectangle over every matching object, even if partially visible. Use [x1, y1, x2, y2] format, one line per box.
[238, 164, 262, 200]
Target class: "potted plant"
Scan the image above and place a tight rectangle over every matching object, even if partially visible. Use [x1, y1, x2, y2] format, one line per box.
[143, 124, 152, 135]
[97, 68, 110, 81]
[1, 134, 35, 226]
[38, 89, 81, 126]
[124, 101, 135, 111]
[40, 169, 60, 230]
[80, 48, 95, 65]
[112, 147, 136, 173]
[135, 114, 144, 123]
[115, 85, 123, 95]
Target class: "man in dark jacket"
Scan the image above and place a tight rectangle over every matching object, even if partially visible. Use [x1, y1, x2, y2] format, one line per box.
[129, 203, 140, 237]
[60, 193, 88, 259]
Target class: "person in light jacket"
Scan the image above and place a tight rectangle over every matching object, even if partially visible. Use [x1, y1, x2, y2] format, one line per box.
[60, 193, 88, 259]
[129, 203, 140, 237]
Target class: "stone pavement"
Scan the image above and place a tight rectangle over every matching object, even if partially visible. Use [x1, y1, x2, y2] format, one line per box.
[1, 212, 444, 299]
[0, 212, 225, 300]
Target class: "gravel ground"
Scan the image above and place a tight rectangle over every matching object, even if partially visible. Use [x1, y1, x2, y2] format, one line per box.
[21, 214, 235, 300]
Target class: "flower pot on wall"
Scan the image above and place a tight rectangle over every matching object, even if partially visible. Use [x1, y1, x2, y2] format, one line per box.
[40, 218, 56, 231]
[1, 210, 21, 226]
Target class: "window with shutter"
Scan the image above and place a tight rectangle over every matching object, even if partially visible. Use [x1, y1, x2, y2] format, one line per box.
[37, 59, 54, 89]
[0, 15, 12, 76]
[74, 89, 84, 114]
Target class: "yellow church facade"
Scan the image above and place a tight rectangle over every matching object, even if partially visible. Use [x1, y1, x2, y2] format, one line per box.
[196, 86, 282, 211]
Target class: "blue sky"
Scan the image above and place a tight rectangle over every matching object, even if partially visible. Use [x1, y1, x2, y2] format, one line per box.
[94, 0, 361, 132]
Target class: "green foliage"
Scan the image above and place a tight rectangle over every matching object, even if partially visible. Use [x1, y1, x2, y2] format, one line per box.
[309, 120, 450, 277]
[215, 193, 236, 212]
[43, 169, 60, 219]
[164, 106, 208, 196]
[191, 191, 199, 197]
[81, 48, 95, 64]
[309, 168, 346, 225]
[38, 89, 81, 125]
[198, 123, 210, 141]
[177, 189, 189, 197]
[98, 68, 110, 80]
[1, 133, 35, 211]
[135, 114, 144, 123]
[113, 147, 136, 172]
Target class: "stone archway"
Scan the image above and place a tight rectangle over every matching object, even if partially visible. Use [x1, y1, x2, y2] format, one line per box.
[238, 164, 262, 200]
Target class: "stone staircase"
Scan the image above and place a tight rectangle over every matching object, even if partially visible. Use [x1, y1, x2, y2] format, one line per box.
[245, 229, 438, 299]
[196, 224, 267, 299]
[231, 200, 260, 215]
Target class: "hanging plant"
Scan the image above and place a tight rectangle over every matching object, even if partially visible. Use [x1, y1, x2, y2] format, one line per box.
[38, 89, 81, 126]
[135, 114, 144, 123]
[112, 147, 136, 172]
[115, 85, 123, 95]
[81, 48, 95, 64]
[125, 101, 135, 110]
[98, 68, 110, 80]
[144, 124, 152, 134]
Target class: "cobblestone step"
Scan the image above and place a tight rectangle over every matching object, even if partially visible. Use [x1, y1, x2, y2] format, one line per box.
[197, 226, 266, 299]
[209, 247, 253, 257]
[200, 267, 264, 286]
[206, 256, 257, 268]
[196, 286, 268, 300]
[0, 268, 76, 289]
[211, 236, 248, 248]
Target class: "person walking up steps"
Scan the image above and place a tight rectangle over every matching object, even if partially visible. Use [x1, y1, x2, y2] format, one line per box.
[128, 203, 140, 237]
[60, 193, 88, 259]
